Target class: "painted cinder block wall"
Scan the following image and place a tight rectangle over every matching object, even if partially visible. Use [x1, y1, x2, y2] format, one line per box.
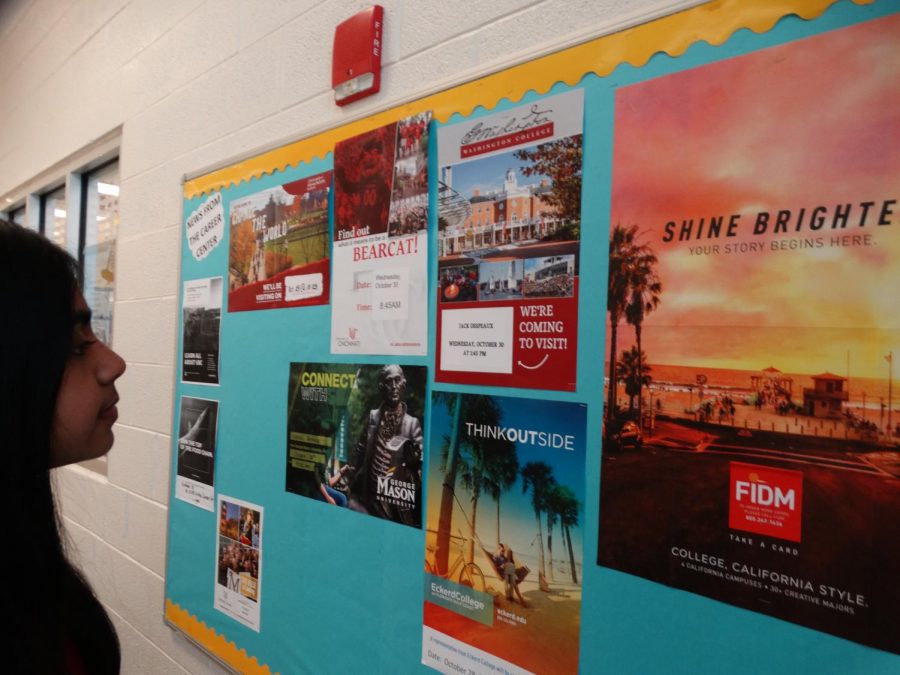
[0, 1, 701, 672]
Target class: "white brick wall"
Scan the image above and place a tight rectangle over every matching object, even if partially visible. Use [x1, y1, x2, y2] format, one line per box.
[0, 1, 702, 671]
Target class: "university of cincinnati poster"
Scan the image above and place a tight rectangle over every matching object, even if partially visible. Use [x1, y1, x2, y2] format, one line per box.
[330, 113, 431, 355]
[423, 394, 586, 674]
[597, 16, 900, 653]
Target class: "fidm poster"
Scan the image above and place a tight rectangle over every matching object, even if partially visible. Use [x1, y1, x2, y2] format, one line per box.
[423, 394, 586, 675]
[227, 171, 331, 311]
[182, 276, 222, 385]
[215, 496, 263, 632]
[331, 113, 431, 354]
[286, 362, 427, 528]
[175, 396, 218, 511]
[597, 16, 900, 653]
[435, 90, 583, 391]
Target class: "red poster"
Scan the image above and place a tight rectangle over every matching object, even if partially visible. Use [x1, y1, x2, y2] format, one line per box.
[435, 90, 584, 391]
[227, 171, 331, 311]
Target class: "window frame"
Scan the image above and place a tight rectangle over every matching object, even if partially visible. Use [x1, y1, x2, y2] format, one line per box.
[0, 132, 122, 476]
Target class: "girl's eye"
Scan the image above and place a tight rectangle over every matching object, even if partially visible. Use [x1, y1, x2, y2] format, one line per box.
[73, 340, 98, 356]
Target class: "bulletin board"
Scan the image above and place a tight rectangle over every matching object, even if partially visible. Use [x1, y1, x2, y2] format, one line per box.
[164, 1, 900, 673]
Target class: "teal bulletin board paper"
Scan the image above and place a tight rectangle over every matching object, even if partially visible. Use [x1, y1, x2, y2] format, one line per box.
[165, 2, 900, 672]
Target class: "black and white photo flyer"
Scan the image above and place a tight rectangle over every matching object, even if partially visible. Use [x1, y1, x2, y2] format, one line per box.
[175, 396, 219, 510]
[182, 276, 223, 384]
[215, 495, 263, 632]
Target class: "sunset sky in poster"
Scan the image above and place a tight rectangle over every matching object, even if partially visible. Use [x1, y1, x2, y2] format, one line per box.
[609, 15, 899, 379]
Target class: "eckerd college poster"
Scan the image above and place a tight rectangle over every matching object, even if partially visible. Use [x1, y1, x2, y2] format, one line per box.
[597, 16, 899, 654]
[424, 393, 586, 674]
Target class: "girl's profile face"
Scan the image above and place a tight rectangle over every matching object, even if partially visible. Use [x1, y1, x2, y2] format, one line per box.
[49, 293, 126, 467]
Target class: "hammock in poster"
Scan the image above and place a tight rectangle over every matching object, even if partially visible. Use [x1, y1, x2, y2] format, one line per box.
[426, 489, 531, 594]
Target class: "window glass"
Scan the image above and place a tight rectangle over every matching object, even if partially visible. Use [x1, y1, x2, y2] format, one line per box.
[42, 186, 68, 250]
[82, 162, 119, 345]
[9, 206, 26, 227]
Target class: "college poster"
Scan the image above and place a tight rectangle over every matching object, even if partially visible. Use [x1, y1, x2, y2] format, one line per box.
[597, 16, 900, 653]
[227, 171, 331, 311]
[330, 112, 431, 354]
[182, 276, 222, 385]
[286, 362, 427, 528]
[435, 89, 583, 391]
[423, 394, 586, 675]
[215, 496, 263, 632]
[175, 396, 219, 511]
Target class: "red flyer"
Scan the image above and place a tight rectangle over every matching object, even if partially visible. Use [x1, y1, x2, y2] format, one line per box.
[227, 171, 331, 312]
[435, 90, 584, 391]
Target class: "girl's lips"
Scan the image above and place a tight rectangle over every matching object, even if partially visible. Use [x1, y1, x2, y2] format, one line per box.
[99, 398, 119, 422]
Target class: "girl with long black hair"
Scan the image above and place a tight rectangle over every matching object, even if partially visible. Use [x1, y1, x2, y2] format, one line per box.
[1, 220, 124, 673]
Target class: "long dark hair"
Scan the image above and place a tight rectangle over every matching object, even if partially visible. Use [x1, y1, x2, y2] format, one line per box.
[0, 221, 120, 673]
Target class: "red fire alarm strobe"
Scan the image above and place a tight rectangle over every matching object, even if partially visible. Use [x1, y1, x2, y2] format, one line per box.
[332, 5, 384, 106]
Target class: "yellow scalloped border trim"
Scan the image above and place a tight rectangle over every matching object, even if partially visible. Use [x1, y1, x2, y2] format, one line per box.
[183, 0, 873, 199]
[165, 599, 276, 674]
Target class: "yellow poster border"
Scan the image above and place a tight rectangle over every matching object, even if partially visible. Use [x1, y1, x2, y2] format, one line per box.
[183, 0, 870, 200]
[165, 600, 277, 674]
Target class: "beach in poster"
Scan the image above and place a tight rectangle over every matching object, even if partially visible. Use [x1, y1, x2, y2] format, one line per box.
[423, 393, 586, 675]
[182, 276, 222, 385]
[227, 171, 331, 311]
[597, 16, 900, 653]
[286, 362, 427, 528]
[435, 89, 583, 391]
[331, 112, 431, 354]
[215, 495, 263, 632]
[175, 396, 219, 511]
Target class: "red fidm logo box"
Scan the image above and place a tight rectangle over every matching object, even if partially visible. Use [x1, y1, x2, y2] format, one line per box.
[729, 462, 803, 542]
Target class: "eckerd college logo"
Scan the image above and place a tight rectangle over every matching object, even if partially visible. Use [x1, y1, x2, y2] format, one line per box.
[729, 462, 803, 542]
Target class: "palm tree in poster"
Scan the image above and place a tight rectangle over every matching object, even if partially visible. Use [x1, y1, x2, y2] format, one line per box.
[556, 485, 581, 585]
[458, 397, 510, 564]
[484, 443, 519, 548]
[606, 224, 658, 431]
[453, 397, 495, 563]
[625, 247, 661, 425]
[433, 392, 462, 576]
[606, 225, 635, 430]
[544, 480, 565, 582]
[618, 346, 652, 416]
[521, 461, 555, 588]
[434, 394, 505, 572]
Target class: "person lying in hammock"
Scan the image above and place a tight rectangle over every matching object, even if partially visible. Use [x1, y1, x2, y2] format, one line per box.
[492, 544, 528, 608]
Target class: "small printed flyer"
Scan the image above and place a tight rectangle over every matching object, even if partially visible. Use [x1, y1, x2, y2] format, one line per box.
[175, 396, 219, 511]
[331, 112, 431, 355]
[184, 190, 225, 262]
[182, 276, 222, 385]
[215, 495, 263, 632]
[227, 171, 331, 311]
[286, 362, 426, 528]
[423, 393, 586, 675]
[435, 89, 584, 391]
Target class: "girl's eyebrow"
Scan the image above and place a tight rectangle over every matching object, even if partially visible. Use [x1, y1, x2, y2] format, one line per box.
[73, 309, 92, 325]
